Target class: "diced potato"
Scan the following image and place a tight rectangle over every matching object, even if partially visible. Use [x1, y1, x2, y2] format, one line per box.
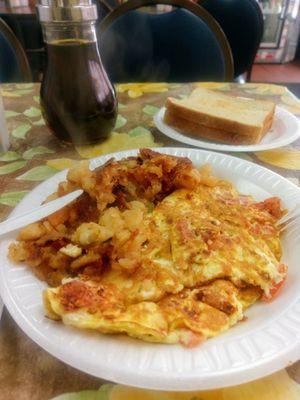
[122, 209, 143, 231]
[67, 161, 96, 193]
[48, 252, 70, 270]
[114, 228, 131, 244]
[70, 253, 100, 269]
[72, 222, 113, 245]
[128, 200, 146, 212]
[99, 207, 124, 233]
[59, 244, 82, 258]
[8, 242, 31, 261]
[18, 222, 46, 241]
[118, 257, 137, 270]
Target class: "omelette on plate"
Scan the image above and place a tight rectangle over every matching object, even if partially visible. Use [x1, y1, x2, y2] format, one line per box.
[8, 149, 287, 347]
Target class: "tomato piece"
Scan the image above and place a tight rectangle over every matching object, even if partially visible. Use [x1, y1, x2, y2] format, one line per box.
[179, 330, 206, 348]
[254, 197, 283, 219]
[262, 277, 286, 302]
[278, 263, 288, 274]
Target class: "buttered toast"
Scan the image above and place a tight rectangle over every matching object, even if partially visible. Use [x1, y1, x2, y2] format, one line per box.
[164, 88, 275, 144]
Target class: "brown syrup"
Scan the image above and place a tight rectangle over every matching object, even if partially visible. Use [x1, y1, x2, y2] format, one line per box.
[41, 39, 117, 145]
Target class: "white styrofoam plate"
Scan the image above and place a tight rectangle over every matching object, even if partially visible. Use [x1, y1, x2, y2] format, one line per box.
[0, 148, 300, 391]
[154, 106, 300, 152]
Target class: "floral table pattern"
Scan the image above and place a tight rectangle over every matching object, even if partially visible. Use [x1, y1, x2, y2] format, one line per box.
[0, 82, 300, 399]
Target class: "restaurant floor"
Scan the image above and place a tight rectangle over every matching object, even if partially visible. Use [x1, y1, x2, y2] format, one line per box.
[252, 61, 300, 83]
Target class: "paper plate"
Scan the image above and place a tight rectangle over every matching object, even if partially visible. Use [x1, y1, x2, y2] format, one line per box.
[154, 107, 300, 152]
[1, 148, 300, 391]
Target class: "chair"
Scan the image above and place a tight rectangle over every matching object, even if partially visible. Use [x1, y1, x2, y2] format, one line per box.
[1, 13, 45, 81]
[97, 0, 115, 21]
[200, 0, 264, 81]
[99, 0, 233, 83]
[0, 17, 32, 83]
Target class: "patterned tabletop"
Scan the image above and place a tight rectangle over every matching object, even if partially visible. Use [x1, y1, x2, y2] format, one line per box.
[0, 82, 300, 399]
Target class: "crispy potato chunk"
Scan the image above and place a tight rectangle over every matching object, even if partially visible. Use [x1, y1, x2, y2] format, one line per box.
[72, 222, 113, 246]
[18, 222, 46, 241]
[8, 242, 32, 261]
[59, 244, 82, 258]
[128, 201, 147, 212]
[70, 252, 100, 270]
[99, 208, 124, 233]
[122, 209, 144, 232]
[67, 161, 95, 193]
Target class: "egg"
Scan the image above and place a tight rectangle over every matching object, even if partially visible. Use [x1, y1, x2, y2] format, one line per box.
[11, 150, 286, 346]
[43, 183, 284, 346]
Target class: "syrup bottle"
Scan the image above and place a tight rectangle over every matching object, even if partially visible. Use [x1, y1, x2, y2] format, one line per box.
[37, 0, 117, 145]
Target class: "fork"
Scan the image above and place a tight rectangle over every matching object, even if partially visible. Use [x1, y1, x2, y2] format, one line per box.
[0, 189, 83, 237]
[277, 204, 300, 232]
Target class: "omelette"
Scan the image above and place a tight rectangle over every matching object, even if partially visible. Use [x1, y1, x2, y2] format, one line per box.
[8, 149, 287, 347]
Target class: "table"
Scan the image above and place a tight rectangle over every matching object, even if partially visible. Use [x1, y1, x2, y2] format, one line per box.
[0, 81, 300, 399]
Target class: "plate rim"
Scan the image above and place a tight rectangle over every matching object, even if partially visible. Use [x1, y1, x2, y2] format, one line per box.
[1, 147, 300, 391]
[154, 106, 300, 152]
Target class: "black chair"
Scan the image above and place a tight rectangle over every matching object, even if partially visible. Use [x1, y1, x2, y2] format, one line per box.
[99, 0, 233, 83]
[0, 17, 32, 83]
[200, 0, 264, 81]
[1, 14, 45, 81]
[97, 0, 115, 21]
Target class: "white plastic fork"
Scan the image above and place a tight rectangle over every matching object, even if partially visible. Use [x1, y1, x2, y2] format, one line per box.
[0, 189, 83, 237]
[277, 204, 300, 232]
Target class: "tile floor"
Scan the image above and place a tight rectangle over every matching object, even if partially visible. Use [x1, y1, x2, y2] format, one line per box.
[251, 61, 300, 83]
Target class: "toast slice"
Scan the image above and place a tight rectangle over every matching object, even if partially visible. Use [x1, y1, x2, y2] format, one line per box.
[164, 88, 275, 144]
[164, 108, 253, 144]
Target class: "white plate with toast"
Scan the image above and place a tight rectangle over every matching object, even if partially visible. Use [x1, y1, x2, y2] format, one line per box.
[154, 102, 300, 153]
[1, 148, 300, 391]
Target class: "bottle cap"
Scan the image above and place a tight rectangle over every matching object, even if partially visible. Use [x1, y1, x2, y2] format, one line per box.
[37, 0, 98, 22]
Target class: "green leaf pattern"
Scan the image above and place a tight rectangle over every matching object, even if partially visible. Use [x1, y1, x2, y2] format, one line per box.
[128, 126, 151, 137]
[115, 115, 127, 130]
[12, 124, 31, 139]
[23, 146, 55, 160]
[50, 384, 114, 400]
[32, 117, 46, 126]
[142, 105, 159, 116]
[4, 110, 20, 118]
[16, 83, 34, 90]
[0, 151, 21, 161]
[23, 107, 42, 118]
[0, 161, 27, 175]
[11, 89, 34, 96]
[0, 190, 29, 206]
[17, 165, 57, 181]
